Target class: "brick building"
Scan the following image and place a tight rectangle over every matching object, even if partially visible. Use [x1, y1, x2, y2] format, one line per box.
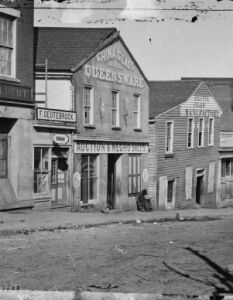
[0, 0, 34, 210]
[182, 78, 233, 207]
[148, 81, 222, 210]
[34, 27, 149, 210]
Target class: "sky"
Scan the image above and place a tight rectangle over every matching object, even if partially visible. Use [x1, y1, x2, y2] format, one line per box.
[34, 0, 233, 80]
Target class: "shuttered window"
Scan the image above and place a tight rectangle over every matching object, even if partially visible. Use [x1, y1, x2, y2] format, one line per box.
[208, 161, 215, 193]
[0, 138, 7, 178]
[187, 118, 194, 148]
[111, 91, 120, 127]
[128, 155, 141, 195]
[185, 166, 193, 200]
[198, 118, 204, 147]
[208, 118, 214, 146]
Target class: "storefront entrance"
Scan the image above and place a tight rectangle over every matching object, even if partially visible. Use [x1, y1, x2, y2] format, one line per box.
[107, 154, 120, 209]
[51, 148, 69, 206]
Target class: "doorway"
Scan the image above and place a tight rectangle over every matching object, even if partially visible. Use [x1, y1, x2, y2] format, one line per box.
[107, 154, 120, 209]
[196, 175, 204, 205]
[51, 148, 69, 206]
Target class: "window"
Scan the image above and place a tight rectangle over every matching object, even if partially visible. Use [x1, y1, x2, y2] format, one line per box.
[208, 118, 214, 146]
[34, 147, 49, 194]
[187, 118, 194, 148]
[0, 14, 15, 77]
[81, 155, 98, 203]
[84, 86, 94, 125]
[198, 118, 204, 147]
[111, 91, 120, 127]
[128, 155, 141, 195]
[165, 121, 174, 153]
[0, 138, 7, 178]
[167, 179, 175, 203]
[133, 95, 141, 129]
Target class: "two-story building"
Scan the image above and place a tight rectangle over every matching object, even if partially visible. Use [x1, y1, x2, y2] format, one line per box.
[0, 0, 34, 210]
[34, 27, 149, 210]
[182, 78, 233, 207]
[148, 80, 222, 210]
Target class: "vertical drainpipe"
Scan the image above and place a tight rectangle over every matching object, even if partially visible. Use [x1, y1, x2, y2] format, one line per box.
[70, 75, 75, 211]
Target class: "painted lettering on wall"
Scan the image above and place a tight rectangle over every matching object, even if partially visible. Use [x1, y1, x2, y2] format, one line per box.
[96, 47, 134, 71]
[37, 108, 77, 123]
[74, 141, 149, 154]
[220, 132, 233, 147]
[0, 82, 31, 102]
[180, 94, 222, 118]
[84, 65, 144, 88]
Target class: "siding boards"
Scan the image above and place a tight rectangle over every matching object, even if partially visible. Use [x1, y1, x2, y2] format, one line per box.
[149, 105, 221, 209]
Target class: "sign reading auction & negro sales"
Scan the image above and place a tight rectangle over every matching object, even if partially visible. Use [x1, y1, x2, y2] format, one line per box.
[74, 141, 149, 154]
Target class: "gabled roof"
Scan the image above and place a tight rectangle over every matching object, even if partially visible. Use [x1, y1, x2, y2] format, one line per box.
[182, 77, 233, 131]
[149, 80, 202, 119]
[34, 27, 117, 71]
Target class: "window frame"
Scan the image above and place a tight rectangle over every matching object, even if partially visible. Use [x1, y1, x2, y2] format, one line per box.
[167, 179, 175, 204]
[111, 90, 120, 128]
[187, 118, 194, 148]
[133, 94, 141, 130]
[83, 86, 94, 126]
[208, 118, 214, 146]
[128, 154, 141, 196]
[33, 147, 50, 195]
[165, 121, 174, 154]
[198, 118, 204, 147]
[0, 10, 18, 78]
[81, 154, 99, 203]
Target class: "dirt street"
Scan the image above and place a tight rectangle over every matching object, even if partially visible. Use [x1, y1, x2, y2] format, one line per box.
[0, 219, 233, 296]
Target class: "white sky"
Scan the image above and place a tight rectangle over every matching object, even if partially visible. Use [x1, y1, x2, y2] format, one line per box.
[35, 0, 233, 80]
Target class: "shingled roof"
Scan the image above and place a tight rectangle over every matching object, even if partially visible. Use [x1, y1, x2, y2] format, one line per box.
[182, 77, 233, 131]
[149, 80, 202, 119]
[34, 27, 117, 71]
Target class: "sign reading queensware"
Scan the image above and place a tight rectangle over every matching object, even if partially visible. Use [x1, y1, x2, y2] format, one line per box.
[0, 82, 31, 102]
[74, 141, 149, 154]
[37, 108, 77, 123]
[84, 44, 144, 89]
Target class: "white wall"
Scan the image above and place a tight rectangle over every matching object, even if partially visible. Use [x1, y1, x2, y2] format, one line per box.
[35, 79, 73, 111]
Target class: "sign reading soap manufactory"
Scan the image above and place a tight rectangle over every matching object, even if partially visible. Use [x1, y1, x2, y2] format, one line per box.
[180, 95, 222, 118]
[220, 132, 233, 147]
[0, 82, 32, 102]
[74, 141, 149, 154]
[37, 108, 77, 123]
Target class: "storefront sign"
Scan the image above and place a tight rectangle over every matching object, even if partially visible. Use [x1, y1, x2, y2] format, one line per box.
[0, 82, 32, 102]
[53, 134, 69, 145]
[37, 108, 77, 123]
[74, 141, 149, 154]
[180, 95, 222, 118]
[221, 132, 233, 147]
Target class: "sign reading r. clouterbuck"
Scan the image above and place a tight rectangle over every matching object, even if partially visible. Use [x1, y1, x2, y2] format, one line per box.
[37, 108, 77, 123]
[74, 141, 149, 154]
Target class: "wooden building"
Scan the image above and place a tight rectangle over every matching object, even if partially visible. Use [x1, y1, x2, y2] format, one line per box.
[0, 0, 34, 210]
[34, 28, 149, 210]
[182, 78, 233, 207]
[148, 81, 222, 210]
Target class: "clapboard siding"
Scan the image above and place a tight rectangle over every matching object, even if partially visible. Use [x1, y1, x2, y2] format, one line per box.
[148, 122, 157, 208]
[149, 101, 221, 209]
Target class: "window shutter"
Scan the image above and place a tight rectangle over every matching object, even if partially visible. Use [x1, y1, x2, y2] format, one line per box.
[158, 176, 167, 208]
[185, 167, 193, 200]
[208, 161, 215, 193]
